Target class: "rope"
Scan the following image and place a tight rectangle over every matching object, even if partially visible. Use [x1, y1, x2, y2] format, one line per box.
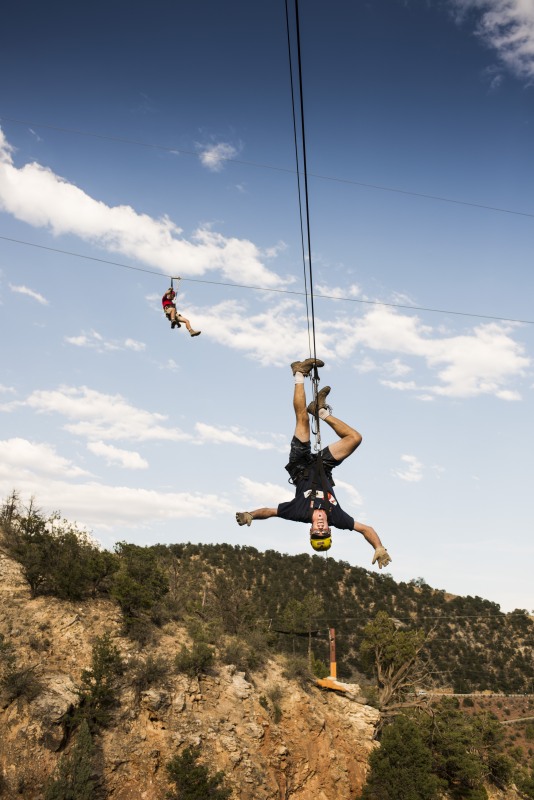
[284, 0, 312, 359]
[286, 0, 322, 452]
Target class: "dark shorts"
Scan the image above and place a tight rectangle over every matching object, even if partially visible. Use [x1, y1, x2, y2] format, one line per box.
[286, 436, 342, 484]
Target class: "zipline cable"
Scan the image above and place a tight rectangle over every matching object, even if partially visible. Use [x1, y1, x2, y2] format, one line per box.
[288, 0, 330, 533]
[2, 233, 533, 325]
[285, 0, 313, 358]
[2, 114, 534, 220]
[292, 0, 319, 370]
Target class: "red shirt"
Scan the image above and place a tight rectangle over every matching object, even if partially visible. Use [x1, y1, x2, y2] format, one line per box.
[162, 291, 176, 309]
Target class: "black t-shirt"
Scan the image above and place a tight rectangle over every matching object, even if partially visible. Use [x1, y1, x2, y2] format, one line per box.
[277, 468, 354, 531]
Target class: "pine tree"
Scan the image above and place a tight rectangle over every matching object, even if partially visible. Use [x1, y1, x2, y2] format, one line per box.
[362, 715, 444, 800]
[44, 720, 98, 800]
[166, 745, 232, 799]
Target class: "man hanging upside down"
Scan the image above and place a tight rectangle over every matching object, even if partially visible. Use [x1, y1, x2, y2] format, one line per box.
[235, 358, 392, 569]
[162, 286, 201, 337]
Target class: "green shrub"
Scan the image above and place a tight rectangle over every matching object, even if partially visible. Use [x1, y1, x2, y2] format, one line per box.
[362, 715, 444, 800]
[73, 634, 123, 732]
[0, 635, 43, 703]
[129, 654, 170, 697]
[175, 642, 214, 677]
[265, 685, 283, 723]
[220, 633, 266, 674]
[166, 745, 232, 799]
[44, 720, 98, 800]
[311, 656, 329, 679]
[282, 654, 312, 687]
[1, 494, 118, 601]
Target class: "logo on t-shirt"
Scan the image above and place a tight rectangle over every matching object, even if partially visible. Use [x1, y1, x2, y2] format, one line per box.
[303, 489, 337, 506]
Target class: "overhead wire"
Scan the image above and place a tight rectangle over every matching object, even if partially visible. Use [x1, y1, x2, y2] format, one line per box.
[2, 113, 534, 220]
[284, 0, 312, 357]
[291, 0, 319, 367]
[286, 0, 325, 458]
[1, 233, 533, 325]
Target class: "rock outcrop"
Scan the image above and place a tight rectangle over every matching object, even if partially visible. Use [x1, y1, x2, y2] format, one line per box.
[0, 550, 379, 799]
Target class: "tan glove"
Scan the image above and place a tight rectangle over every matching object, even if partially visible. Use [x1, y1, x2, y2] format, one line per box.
[372, 546, 391, 569]
[236, 512, 253, 527]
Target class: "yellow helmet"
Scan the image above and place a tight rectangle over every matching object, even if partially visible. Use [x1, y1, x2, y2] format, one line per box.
[310, 531, 332, 552]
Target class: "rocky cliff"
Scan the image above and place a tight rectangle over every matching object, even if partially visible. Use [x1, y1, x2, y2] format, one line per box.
[0, 550, 379, 799]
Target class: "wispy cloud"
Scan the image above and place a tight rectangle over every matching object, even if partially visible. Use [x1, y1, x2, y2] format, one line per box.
[238, 476, 294, 506]
[0, 128, 285, 289]
[0, 453, 232, 531]
[333, 478, 364, 507]
[392, 454, 424, 483]
[0, 438, 90, 478]
[195, 422, 286, 451]
[197, 141, 239, 172]
[191, 299, 529, 399]
[65, 330, 146, 353]
[24, 386, 191, 443]
[451, 0, 534, 80]
[87, 441, 149, 470]
[9, 283, 49, 305]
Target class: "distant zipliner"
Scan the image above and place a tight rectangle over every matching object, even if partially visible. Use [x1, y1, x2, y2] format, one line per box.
[162, 279, 201, 338]
[235, 357, 392, 569]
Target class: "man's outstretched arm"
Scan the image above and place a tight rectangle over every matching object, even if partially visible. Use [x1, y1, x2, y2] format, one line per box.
[236, 508, 278, 526]
[353, 520, 392, 569]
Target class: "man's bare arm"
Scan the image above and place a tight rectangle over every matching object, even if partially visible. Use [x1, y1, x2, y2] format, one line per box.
[354, 520, 392, 569]
[236, 508, 278, 526]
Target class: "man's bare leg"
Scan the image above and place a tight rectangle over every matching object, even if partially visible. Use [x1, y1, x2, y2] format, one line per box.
[293, 382, 310, 443]
[308, 386, 362, 462]
[177, 314, 201, 337]
[291, 357, 324, 442]
[323, 413, 362, 461]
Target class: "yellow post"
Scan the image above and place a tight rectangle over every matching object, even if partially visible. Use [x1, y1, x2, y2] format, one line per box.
[329, 628, 337, 679]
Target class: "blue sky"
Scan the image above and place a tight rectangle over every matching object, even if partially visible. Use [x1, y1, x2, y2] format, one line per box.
[0, 0, 533, 613]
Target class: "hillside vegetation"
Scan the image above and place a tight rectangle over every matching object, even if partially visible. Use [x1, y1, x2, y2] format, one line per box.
[1, 492, 533, 799]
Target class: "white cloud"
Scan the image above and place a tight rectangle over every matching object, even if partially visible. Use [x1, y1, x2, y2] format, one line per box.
[452, 0, 534, 80]
[0, 470, 232, 531]
[195, 422, 286, 451]
[0, 128, 285, 289]
[192, 299, 529, 399]
[124, 338, 146, 352]
[384, 358, 412, 377]
[87, 441, 149, 470]
[0, 438, 90, 478]
[0, 385, 15, 394]
[24, 386, 191, 443]
[9, 283, 49, 305]
[315, 283, 362, 299]
[333, 478, 364, 508]
[238, 476, 294, 506]
[64, 331, 147, 353]
[392, 454, 424, 483]
[189, 298, 313, 366]
[197, 141, 239, 172]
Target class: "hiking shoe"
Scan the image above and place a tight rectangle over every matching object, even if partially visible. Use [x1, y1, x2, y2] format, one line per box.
[307, 386, 331, 416]
[291, 358, 324, 377]
[190, 330, 201, 337]
[171, 320, 177, 328]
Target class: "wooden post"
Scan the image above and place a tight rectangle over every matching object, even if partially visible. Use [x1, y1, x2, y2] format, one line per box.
[329, 628, 337, 679]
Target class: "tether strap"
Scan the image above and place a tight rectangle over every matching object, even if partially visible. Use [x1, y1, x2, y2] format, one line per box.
[309, 451, 333, 520]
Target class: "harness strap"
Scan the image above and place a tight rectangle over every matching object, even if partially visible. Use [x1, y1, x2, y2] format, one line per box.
[309, 451, 333, 519]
